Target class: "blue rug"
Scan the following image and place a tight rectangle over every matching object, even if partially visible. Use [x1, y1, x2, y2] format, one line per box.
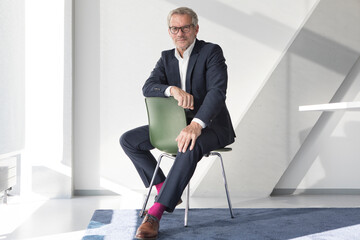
[82, 208, 360, 239]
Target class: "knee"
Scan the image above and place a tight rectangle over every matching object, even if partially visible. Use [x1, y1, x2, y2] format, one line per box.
[119, 130, 132, 150]
[178, 145, 203, 164]
[188, 142, 204, 157]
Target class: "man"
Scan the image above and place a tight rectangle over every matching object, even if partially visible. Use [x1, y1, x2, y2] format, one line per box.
[120, 7, 235, 239]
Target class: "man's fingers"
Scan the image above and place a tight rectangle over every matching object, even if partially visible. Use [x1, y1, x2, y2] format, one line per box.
[176, 134, 183, 149]
[186, 95, 192, 109]
[182, 138, 191, 153]
[176, 132, 190, 152]
[177, 96, 183, 107]
[176, 122, 202, 152]
[172, 87, 194, 109]
[189, 95, 194, 110]
[178, 142, 183, 151]
[189, 135, 196, 151]
[183, 96, 189, 109]
[178, 135, 189, 153]
[182, 95, 193, 109]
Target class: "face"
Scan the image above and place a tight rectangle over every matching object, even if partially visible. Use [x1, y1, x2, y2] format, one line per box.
[168, 14, 199, 54]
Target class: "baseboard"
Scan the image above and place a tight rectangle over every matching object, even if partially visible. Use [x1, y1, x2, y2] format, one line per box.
[73, 189, 119, 196]
[271, 188, 360, 196]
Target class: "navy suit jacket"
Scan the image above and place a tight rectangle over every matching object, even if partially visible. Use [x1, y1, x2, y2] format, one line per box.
[142, 39, 235, 147]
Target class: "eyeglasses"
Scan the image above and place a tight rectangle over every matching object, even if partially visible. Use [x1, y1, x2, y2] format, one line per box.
[169, 24, 193, 34]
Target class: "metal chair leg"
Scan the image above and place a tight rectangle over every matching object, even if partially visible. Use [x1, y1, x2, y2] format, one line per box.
[140, 153, 164, 217]
[211, 152, 234, 218]
[139, 153, 176, 218]
[184, 182, 190, 227]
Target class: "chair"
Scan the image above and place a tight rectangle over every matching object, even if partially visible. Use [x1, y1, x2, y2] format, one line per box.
[140, 97, 234, 226]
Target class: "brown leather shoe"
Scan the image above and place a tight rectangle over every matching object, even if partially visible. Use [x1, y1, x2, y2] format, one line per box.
[135, 214, 159, 240]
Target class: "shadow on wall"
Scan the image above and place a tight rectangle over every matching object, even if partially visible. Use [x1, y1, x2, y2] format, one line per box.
[167, 0, 359, 73]
[314, 121, 360, 189]
[166, 0, 297, 50]
[278, 120, 360, 195]
[274, 55, 360, 195]
[176, 0, 360, 198]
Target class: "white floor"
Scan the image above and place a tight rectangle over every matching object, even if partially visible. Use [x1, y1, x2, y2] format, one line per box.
[1, 194, 360, 240]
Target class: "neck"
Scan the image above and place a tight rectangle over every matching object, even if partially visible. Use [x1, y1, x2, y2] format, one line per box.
[177, 48, 185, 58]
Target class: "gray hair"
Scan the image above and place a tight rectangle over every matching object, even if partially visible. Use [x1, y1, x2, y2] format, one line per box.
[167, 7, 198, 27]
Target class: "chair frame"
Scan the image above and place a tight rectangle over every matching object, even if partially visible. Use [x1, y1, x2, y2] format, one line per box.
[141, 97, 234, 226]
[140, 151, 234, 227]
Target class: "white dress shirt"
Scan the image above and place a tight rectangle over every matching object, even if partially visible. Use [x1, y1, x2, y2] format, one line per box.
[164, 40, 206, 128]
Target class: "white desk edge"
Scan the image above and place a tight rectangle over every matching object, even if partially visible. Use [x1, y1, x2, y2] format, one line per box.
[299, 102, 360, 112]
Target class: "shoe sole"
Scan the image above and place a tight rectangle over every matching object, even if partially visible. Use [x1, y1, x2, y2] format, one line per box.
[135, 237, 157, 240]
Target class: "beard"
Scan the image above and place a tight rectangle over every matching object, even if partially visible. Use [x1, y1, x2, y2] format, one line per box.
[175, 37, 190, 51]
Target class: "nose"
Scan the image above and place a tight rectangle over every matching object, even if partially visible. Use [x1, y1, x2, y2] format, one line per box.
[176, 29, 186, 36]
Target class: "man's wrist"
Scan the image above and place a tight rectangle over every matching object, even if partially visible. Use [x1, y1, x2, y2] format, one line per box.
[164, 86, 172, 97]
[169, 86, 178, 96]
[192, 118, 206, 128]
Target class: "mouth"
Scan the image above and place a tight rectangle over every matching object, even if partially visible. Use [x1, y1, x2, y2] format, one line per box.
[176, 38, 187, 42]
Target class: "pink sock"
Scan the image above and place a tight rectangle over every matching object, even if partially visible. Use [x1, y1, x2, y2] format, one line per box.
[155, 182, 164, 194]
[148, 202, 166, 220]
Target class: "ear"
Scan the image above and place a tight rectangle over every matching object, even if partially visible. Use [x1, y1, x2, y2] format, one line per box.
[195, 24, 199, 35]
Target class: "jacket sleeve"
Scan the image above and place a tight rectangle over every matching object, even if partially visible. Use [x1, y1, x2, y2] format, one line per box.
[194, 44, 228, 126]
[142, 53, 170, 97]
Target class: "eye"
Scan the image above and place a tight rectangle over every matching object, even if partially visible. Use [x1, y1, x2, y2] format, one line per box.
[170, 27, 179, 33]
[183, 25, 190, 32]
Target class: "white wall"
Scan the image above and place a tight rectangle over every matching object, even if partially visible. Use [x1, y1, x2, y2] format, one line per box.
[74, 0, 360, 197]
[0, 0, 25, 195]
[96, 0, 319, 194]
[275, 57, 360, 192]
[273, 0, 360, 194]
[0, 0, 25, 157]
[73, 0, 101, 192]
[24, 0, 69, 198]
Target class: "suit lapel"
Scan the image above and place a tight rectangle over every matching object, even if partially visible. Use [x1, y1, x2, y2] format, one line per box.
[170, 51, 182, 88]
[186, 39, 201, 93]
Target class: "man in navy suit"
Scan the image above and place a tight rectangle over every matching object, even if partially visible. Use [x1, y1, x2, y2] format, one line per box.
[120, 7, 235, 239]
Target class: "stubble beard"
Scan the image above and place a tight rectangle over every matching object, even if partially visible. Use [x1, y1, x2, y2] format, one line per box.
[175, 38, 189, 52]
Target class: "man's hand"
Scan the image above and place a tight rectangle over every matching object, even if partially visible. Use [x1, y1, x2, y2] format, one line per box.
[175, 121, 202, 153]
[170, 86, 194, 110]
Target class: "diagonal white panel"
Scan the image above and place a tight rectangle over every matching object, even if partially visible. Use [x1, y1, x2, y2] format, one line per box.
[274, 56, 360, 194]
[189, 0, 321, 197]
[192, 0, 360, 198]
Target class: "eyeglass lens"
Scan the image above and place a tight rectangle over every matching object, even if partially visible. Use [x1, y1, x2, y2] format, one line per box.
[170, 25, 192, 34]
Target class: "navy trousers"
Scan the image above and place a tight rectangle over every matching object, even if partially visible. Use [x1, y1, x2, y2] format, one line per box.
[120, 125, 221, 212]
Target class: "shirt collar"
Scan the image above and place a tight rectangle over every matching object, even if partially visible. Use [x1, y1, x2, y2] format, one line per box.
[175, 39, 196, 60]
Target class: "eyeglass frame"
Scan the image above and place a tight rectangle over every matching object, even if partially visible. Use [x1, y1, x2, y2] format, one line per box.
[168, 24, 194, 34]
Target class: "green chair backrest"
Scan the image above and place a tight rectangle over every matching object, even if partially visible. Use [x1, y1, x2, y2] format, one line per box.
[145, 97, 187, 155]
